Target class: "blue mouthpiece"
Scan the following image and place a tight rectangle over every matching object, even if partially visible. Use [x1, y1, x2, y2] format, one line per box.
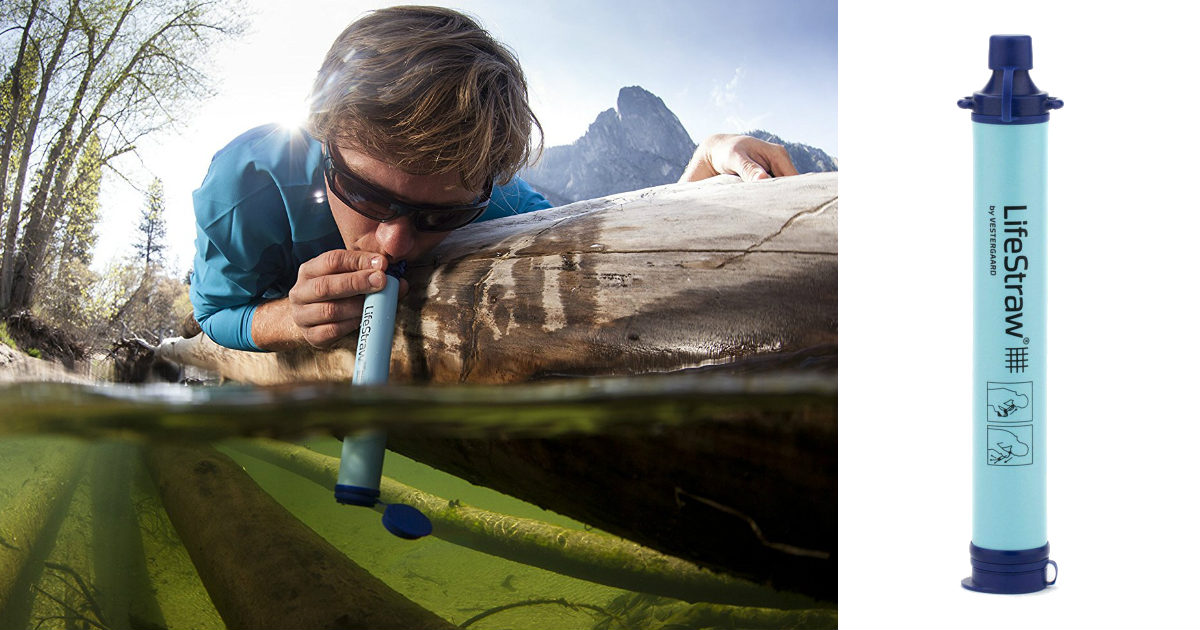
[958, 35, 1062, 125]
[988, 34, 1032, 70]
[386, 260, 407, 278]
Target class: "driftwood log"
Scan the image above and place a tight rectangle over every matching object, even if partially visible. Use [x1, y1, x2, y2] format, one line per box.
[143, 444, 455, 629]
[158, 173, 837, 384]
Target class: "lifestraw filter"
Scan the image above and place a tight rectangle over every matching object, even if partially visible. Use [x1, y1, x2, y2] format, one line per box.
[957, 35, 1061, 594]
[334, 261, 432, 540]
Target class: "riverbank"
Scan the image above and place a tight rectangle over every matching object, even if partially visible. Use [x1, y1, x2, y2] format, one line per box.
[0, 343, 92, 384]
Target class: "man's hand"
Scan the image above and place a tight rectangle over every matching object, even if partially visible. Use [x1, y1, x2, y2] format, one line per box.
[252, 250, 407, 350]
[679, 134, 800, 183]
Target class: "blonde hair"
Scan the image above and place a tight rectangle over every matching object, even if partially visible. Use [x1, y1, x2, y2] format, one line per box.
[306, 6, 541, 188]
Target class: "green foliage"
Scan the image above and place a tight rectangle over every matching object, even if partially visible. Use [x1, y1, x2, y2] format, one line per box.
[26, 347, 40, 358]
[0, 321, 16, 349]
[1, 0, 248, 314]
[32, 258, 103, 343]
[56, 134, 103, 270]
[32, 256, 192, 349]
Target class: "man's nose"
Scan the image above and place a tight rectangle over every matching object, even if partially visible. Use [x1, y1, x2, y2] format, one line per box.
[375, 217, 417, 261]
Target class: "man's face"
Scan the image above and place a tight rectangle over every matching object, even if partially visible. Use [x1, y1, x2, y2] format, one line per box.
[326, 145, 483, 264]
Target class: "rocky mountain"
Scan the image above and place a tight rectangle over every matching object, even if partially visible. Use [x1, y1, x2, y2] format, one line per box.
[744, 130, 838, 175]
[521, 86, 836, 205]
[522, 86, 696, 205]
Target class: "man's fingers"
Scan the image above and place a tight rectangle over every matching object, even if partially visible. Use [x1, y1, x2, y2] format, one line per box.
[304, 318, 363, 348]
[737, 157, 771, 182]
[737, 143, 799, 181]
[292, 269, 384, 303]
[292, 295, 366, 328]
[298, 249, 385, 280]
[764, 146, 801, 177]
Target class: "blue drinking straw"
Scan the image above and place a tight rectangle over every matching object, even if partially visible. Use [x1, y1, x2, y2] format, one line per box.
[334, 261, 432, 540]
[958, 35, 1062, 594]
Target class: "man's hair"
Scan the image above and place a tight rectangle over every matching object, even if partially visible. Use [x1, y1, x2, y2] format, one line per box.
[306, 6, 541, 188]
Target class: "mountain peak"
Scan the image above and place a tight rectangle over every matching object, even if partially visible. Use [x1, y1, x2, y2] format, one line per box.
[524, 87, 697, 203]
[521, 88, 835, 205]
[616, 86, 666, 117]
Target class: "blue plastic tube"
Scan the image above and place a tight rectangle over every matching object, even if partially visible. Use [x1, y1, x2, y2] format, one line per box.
[334, 274, 399, 507]
[958, 35, 1062, 594]
[334, 265, 432, 540]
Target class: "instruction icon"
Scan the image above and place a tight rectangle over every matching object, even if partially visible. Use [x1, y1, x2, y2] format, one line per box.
[986, 424, 1033, 466]
[986, 381, 1032, 422]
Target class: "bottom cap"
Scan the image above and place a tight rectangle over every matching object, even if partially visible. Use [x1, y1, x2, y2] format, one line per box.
[962, 542, 1056, 594]
[334, 484, 380, 507]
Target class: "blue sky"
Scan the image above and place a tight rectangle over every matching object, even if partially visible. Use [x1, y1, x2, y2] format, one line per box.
[94, 0, 837, 270]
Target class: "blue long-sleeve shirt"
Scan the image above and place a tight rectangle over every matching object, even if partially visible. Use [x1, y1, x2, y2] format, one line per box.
[190, 124, 551, 351]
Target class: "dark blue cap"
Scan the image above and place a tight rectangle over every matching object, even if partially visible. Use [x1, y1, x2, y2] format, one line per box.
[958, 35, 1063, 124]
[386, 260, 407, 279]
[334, 484, 380, 507]
[989, 34, 1033, 70]
[962, 543, 1057, 594]
[382, 503, 433, 540]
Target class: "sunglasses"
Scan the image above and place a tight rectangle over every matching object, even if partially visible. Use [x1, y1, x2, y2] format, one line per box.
[323, 143, 492, 232]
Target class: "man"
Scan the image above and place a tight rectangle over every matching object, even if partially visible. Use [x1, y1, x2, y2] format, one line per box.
[191, 6, 798, 352]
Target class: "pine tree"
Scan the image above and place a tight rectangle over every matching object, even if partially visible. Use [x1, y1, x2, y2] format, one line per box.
[134, 177, 167, 274]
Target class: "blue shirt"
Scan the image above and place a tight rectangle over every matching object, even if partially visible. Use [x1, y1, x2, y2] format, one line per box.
[190, 124, 551, 351]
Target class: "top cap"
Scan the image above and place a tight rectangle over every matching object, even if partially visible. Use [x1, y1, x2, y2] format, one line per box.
[989, 35, 1032, 70]
[958, 35, 1062, 125]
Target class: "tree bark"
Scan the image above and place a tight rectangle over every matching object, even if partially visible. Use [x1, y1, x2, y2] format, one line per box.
[0, 0, 42, 312]
[0, 0, 42, 203]
[143, 443, 457, 630]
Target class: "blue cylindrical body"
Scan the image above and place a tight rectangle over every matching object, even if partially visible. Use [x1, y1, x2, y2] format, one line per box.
[972, 122, 1047, 551]
[960, 34, 1059, 594]
[335, 275, 399, 506]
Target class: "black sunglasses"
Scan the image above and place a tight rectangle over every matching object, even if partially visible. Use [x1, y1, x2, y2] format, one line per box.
[323, 143, 492, 232]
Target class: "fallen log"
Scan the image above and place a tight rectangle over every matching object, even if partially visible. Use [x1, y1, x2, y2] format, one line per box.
[0, 443, 85, 617]
[158, 173, 837, 384]
[227, 438, 816, 610]
[143, 443, 456, 629]
[598, 593, 838, 630]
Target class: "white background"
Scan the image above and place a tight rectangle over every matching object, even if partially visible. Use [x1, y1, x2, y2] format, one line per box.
[840, 2, 1200, 628]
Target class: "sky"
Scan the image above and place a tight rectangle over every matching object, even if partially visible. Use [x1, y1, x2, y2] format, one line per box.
[93, 0, 837, 273]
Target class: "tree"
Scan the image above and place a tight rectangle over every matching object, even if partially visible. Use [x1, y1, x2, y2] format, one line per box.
[31, 132, 103, 342]
[134, 176, 166, 272]
[0, 0, 244, 314]
[55, 132, 102, 271]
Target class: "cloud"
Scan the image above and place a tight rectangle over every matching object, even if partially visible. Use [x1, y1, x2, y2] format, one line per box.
[711, 66, 744, 108]
[725, 111, 771, 134]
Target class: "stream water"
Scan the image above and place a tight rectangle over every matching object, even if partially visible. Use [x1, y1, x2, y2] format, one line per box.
[0, 373, 836, 630]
